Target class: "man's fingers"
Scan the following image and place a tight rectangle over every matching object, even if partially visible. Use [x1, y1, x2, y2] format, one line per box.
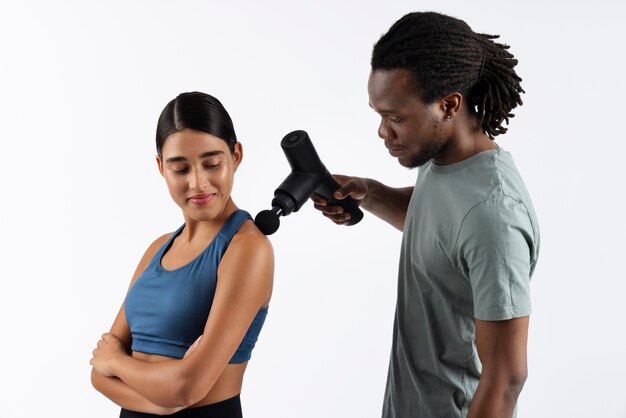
[322, 211, 352, 224]
[311, 175, 364, 227]
[333, 184, 352, 200]
[311, 193, 327, 205]
[313, 202, 344, 214]
[334, 179, 365, 201]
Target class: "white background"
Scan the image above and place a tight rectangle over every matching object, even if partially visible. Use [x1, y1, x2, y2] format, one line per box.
[1, 1, 625, 417]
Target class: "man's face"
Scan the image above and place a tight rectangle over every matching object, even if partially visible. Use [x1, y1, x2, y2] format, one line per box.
[368, 69, 448, 168]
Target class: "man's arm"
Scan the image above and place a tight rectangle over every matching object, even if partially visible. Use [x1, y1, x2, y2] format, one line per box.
[311, 175, 413, 231]
[468, 316, 529, 418]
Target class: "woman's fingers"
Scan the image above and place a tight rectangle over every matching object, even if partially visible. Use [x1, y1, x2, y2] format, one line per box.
[184, 335, 202, 358]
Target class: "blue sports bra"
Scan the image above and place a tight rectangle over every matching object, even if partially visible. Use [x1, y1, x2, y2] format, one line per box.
[124, 210, 268, 363]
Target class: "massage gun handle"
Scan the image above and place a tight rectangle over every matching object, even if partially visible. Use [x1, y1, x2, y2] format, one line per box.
[316, 171, 364, 226]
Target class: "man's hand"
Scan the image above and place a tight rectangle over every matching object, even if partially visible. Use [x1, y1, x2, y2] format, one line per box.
[311, 175, 368, 225]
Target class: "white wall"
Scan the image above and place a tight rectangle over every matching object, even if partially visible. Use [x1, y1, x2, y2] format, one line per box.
[1, 0, 624, 417]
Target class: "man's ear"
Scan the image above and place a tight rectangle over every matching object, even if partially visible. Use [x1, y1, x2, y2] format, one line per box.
[440, 92, 463, 120]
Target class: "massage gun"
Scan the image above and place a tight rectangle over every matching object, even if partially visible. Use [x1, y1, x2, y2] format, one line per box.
[255, 130, 364, 235]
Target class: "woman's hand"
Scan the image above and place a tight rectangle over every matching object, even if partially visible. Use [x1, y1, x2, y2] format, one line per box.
[184, 335, 202, 358]
[90, 333, 127, 377]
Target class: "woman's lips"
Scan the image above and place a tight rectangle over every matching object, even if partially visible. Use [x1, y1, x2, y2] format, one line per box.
[188, 194, 215, 205]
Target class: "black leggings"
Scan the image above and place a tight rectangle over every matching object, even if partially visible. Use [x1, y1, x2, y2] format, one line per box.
[119, 394, 242, 418]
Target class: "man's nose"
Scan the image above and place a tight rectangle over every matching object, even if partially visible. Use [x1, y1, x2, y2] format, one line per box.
[378, 118, 395, 140]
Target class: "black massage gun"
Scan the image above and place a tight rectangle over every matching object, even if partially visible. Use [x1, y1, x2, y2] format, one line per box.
[255, 130, 364, 235]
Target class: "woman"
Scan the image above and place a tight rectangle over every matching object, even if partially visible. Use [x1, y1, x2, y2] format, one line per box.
[90, 91, 274, 417]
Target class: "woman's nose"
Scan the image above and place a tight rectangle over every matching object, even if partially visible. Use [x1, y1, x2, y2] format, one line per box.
[189, 169, 207, 191]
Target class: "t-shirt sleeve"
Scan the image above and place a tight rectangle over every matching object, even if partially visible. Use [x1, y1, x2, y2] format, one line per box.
[453, 195, 537, 321]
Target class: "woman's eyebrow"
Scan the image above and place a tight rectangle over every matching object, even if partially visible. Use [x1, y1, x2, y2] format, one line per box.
[199, 150, 224, 159]
[165, 150, 224, 163]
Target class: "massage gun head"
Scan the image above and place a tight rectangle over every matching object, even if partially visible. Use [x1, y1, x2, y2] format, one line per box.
[254, 208, 281, 236]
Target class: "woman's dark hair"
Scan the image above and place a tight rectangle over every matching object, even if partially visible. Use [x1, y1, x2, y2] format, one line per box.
[371, 12, 524, 138]
[156, 91, 237, 156]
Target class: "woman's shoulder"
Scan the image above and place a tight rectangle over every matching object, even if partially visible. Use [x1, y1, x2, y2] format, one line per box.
[219, 218, 274, 296]
[128, 231, 176, 283]
[136, 232, 175, 267]
[147, 232, 175, 254]
[227, 218, 273, 260]
[234, 219, 272, 248]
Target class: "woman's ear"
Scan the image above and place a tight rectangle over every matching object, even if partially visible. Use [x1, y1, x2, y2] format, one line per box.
[156, 154, 164, 177]
[232, 142, 243, 172]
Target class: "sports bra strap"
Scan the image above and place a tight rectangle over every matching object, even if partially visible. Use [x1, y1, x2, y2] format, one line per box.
[216, 209, 252, 248]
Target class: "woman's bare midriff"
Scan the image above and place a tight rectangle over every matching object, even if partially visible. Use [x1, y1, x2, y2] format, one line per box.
[132, 351, 247, 407]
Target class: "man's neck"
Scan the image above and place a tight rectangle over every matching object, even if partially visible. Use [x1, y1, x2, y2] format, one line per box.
[433, 115, 496, 165]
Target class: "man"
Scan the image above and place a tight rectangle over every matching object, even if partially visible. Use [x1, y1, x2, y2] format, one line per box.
[312, 12, 539, 418]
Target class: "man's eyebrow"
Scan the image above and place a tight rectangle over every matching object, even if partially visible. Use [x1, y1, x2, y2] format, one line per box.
[369, 104, 397, 115]
[165, 150, 224, 163]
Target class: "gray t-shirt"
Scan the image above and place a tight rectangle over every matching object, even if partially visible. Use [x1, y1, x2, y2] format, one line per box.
[382, 147, 539, 418]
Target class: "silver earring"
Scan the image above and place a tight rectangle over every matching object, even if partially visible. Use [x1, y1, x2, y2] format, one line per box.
[444, 116, 452, 122]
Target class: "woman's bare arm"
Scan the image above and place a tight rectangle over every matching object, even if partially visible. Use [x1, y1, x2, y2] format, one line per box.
[91, 222, 274, 408]
[91, 369, 184, 415]
[90, 234, 180, 413]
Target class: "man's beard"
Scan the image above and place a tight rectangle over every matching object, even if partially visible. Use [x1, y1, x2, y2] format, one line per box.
[408, 139, 447, 168]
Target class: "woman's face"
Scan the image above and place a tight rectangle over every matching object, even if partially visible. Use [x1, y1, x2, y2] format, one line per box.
[157, 128, 242, 222]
